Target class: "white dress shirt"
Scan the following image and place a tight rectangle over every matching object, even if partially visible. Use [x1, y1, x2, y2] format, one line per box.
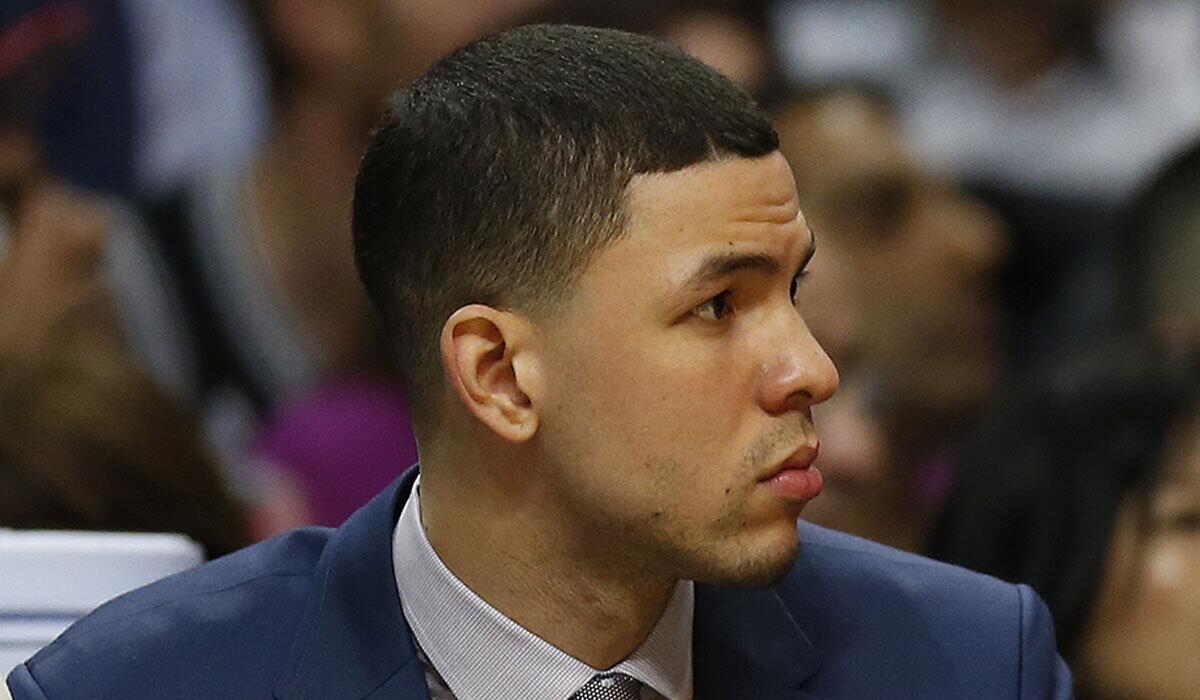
[392, 477, 694, 699]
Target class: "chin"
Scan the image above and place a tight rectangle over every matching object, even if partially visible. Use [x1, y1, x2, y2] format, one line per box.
[690, 530, 801, 589]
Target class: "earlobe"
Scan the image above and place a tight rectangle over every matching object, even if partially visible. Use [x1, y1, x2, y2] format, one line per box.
[441, 306, 541, 443]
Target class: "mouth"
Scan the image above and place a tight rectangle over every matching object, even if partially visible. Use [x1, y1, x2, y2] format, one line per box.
[758, 442, 823, 502]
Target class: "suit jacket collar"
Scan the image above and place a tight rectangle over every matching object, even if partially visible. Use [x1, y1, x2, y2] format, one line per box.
[273, 466, 823, 699]
[693, 583, 823, 699]
[274, 466, 428, 699]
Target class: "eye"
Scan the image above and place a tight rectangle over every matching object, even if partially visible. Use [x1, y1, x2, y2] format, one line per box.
[790, 271, 810, 304]
[693, 291, 733, 321]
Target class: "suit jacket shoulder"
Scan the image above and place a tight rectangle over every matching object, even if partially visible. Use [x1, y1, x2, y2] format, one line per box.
[9, 527, 331, 699]
[9, 471, 430, 700]
[9, 471, 1071, 700]
[692, 521, 1072, 699]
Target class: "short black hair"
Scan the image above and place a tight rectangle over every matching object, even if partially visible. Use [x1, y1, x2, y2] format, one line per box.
[353, 23, 778, 422]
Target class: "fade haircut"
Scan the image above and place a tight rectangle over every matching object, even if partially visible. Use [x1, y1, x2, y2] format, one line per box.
[353, 24, 779, 423]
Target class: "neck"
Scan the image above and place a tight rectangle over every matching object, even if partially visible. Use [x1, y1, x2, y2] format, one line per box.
[417, 447, 678, 669]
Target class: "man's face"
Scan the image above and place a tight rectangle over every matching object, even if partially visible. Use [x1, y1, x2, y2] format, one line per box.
[533, 152, 838, 587]
[776, 95, 1006, 420]
[1081, 412, 1200, 700]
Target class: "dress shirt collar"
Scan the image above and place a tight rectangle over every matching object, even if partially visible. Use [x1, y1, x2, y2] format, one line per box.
[392, 476, 694, 700]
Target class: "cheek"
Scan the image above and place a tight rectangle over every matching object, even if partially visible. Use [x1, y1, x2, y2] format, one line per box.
[573, 322, 739, 410]
[1136, 538, 1200, 628]
[547, 326, 751, 476]
[1085, 535, 1200, 686]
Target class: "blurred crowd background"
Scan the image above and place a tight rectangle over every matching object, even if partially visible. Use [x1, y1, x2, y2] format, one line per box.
[1, 0, 1198, 697]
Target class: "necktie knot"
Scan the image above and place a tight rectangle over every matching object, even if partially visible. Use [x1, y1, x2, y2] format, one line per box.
[571, 671, 642, 699]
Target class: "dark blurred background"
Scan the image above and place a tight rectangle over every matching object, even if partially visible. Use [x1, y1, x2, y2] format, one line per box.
[1, 2, 1198, 697]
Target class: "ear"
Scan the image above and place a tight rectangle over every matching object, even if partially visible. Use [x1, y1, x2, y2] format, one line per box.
[440, 305, 543, 443]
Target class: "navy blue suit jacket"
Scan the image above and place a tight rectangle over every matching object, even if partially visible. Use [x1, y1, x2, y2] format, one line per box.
[8, 467, 1072, 698]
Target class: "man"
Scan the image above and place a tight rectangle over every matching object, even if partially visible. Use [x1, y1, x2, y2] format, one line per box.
[8, 25, 1071, 699]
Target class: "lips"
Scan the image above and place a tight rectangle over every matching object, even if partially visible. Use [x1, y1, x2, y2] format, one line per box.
[759, 443, 823, 501]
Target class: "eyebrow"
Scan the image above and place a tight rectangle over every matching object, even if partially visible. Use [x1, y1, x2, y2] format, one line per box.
[682, 233, 817, 289]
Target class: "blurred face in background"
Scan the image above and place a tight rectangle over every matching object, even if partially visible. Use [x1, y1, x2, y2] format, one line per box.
[374, 0, 551, 79]
[0, 9, 116, 360]
[1080, 411, 1200, 700]
[264, 0, 549, 119]
[934, 0, 1103, 87]
[0, 122, 115, 360]
[776, 92, 1007, 429]
[796, 233, 892, 539]
[658, 8, 771, 96]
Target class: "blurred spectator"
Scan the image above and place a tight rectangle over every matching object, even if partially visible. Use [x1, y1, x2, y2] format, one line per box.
[30, 0, 269, 201]
[1, 1, 110, 357]
[931, 339, 1199, 699]
[252, 378, 418, 528]
[773, 85, 1006, 550]
[796, 228, 894, 542]
[772, 0, 1200, 203]
[1121, 138, 1200, 351]
[0, 0, 192, 391]
[126, 1, 549, 522]
[0, 173, 193, 398]
[122, 0, 270, 199]
[658, 5, 775, 96]
[771, 0, 1200, 366]
[0, 180, 115, 363]
[28, 0, 137, 198]
[529, 0, 783, 97]
[0, 343, 252, 559]
[0, 0, 248, 559]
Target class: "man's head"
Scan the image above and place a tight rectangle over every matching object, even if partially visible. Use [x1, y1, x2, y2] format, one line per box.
[774, 88, 1006, 430]
[354, 25, 837, 586]
[355, 24, 783, 423]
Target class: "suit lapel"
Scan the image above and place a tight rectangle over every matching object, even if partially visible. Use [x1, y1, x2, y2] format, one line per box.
[693, 583, 823, 700]
[274, 467, 430, 700]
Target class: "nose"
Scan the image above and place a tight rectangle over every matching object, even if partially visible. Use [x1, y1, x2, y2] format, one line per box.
[757, 311, 840, 415]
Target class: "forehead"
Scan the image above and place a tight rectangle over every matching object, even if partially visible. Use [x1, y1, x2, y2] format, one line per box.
[559, 153, 810, 313]
[617, 152, 808, 264]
